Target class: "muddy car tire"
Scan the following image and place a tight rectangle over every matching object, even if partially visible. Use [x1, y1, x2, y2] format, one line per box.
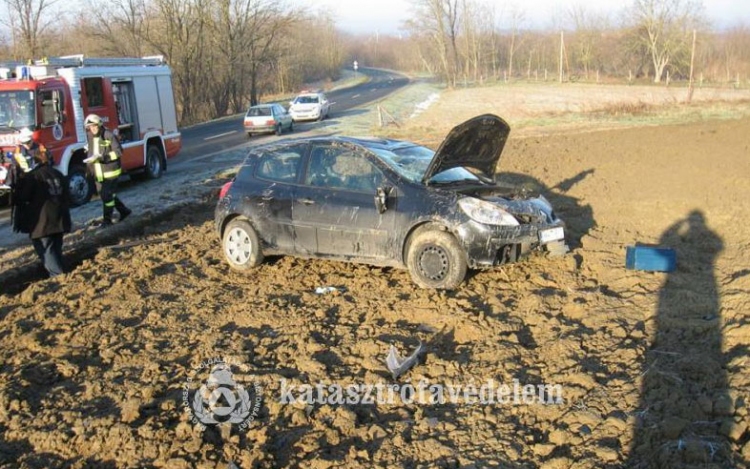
[223, 219, 264, 270]
[406, 228, 467, 289]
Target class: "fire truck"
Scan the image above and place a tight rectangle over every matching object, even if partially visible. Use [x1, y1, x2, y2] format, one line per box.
[0, 54, 181, 206]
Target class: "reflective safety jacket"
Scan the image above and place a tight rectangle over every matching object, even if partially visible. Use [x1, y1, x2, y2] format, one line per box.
[13, 142, 47, 173]
[86, 128, 123, 182]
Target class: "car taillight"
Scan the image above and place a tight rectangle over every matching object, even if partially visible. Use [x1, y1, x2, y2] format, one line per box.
[266, 120, 275, 125]
[219, 181, 233, 199]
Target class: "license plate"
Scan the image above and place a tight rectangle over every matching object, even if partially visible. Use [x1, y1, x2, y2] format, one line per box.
[539, 227, 565, 244]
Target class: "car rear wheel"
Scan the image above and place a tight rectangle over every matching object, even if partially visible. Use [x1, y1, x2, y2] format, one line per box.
[223, 219, 264, 270]
[406, 228, 467, 290]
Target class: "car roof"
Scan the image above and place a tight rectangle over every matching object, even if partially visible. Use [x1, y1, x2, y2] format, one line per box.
[248, 136, 417, 155]
[249, 103, 276, 108]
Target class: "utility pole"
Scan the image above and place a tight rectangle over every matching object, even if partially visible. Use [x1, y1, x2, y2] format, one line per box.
[559, 31, 564, 83]
[687, 29, 697, 103]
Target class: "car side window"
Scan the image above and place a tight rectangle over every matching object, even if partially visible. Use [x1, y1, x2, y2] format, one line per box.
[305, 145, 383, 192]
[256, 145, 305, 183]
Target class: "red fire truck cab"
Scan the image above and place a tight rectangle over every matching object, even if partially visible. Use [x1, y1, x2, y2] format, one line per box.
[0, 54, 181, 206]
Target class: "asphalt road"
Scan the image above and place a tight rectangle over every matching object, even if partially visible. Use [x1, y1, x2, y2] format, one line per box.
[0, 67, 408, 224]
[176, 67, 408, 159]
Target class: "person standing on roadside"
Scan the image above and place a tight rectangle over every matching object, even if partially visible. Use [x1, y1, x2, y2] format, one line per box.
[83, 114, 131, 226]
[9, 128, 49, 233]
[14, 150, 71, 277]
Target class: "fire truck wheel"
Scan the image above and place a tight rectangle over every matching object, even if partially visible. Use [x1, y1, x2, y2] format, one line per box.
[144, 145, 164, 179]
[67, 164, 94, 207]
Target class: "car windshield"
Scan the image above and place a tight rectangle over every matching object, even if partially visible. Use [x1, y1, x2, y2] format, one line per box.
[247, 107, 272, 117]
[295, 96, 319, 104]
[0, 90, 35, 128]
[369, 143, 482, 184]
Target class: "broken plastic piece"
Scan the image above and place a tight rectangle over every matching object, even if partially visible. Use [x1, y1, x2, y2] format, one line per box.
[625, 245, 676, 272]
[386, 341, 423, 379]
[314, 286, 339, 294]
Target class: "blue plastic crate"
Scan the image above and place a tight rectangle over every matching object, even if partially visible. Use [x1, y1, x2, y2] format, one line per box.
[625, 245, 676, 272]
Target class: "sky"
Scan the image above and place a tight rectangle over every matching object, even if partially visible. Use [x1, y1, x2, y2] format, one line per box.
[301, 0, 750, 35]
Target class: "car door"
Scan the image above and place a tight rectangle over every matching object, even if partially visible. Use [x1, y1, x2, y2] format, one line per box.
[293, 143, 396, 260]
[273, 104, 290, 129]
[245, 143, 306, 252]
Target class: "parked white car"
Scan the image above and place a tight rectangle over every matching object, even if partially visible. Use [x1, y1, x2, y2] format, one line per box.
[289, 91, 330, 122]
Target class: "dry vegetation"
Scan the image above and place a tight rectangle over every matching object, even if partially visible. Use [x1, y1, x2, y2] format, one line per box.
[2, 0, 750, 127]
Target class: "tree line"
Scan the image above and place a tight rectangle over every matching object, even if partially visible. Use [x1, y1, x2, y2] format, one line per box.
[0, 0, 343, 125]
[1, 0, 748, 127]
[358, 0, 749, 88]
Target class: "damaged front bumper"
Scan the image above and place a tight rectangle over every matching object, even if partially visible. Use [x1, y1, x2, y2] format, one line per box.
[454, 219, 568, 269]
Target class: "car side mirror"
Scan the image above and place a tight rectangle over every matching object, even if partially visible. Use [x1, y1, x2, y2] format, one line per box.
[374, 186, 389, 214]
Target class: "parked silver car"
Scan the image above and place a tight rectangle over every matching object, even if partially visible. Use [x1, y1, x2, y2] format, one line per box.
[243, 103, 293, 137]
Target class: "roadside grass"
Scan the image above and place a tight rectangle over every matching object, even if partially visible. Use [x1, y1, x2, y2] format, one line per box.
[334, 80, 750, 144]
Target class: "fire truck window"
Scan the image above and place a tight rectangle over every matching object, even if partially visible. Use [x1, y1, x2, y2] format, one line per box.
[40, 90, 63, 126]
[83, 78, 104, 108]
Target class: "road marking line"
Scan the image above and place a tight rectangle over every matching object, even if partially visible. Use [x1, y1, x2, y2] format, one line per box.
[205, 131, 237, 140]
[351, 94, 360, 98]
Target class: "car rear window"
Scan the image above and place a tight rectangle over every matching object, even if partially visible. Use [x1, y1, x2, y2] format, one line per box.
[247, 107, 272, 117]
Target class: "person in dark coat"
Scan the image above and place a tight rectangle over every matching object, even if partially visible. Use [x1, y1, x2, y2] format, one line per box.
[14, 151, 72, 277]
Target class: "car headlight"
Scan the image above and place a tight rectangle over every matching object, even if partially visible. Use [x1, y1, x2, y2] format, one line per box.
[458, 197, 519, 226]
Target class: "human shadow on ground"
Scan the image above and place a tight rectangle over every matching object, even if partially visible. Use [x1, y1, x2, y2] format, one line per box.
[628, 210, 747, 467]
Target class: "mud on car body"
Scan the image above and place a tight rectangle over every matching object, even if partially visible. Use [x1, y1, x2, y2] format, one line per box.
[215, 114, 567, 289]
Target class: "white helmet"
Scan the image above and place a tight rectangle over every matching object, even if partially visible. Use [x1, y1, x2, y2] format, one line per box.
[84, 113, 102, 127]
[18, 127, 34, 144]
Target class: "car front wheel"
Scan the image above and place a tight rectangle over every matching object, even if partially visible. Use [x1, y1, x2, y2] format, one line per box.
[222, 219, 264, 270]
[406, 228, 467, 289]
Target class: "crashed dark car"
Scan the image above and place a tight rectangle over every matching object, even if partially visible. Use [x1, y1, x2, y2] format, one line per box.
[215, 114, 567, 289]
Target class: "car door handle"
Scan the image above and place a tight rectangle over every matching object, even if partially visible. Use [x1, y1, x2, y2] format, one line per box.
[299, 198, 315, 205]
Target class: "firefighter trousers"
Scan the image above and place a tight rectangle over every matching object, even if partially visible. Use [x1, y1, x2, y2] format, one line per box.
[97, 179, 130, 223]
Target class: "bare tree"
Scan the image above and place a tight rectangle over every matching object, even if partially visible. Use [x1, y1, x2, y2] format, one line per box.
[505, 4, 525, 81]
[629, 0, 705, 83]
[83, 0, 149, 57]
[1, 0, 59, 58]
[407, 0, 461, 86]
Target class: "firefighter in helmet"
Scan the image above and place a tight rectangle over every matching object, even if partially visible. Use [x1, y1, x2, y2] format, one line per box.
[84, 114, 132, 226]
[10, 127, 48, 180]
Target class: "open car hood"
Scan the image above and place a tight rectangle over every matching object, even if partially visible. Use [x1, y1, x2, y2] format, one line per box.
[421, 114, 510, 184]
